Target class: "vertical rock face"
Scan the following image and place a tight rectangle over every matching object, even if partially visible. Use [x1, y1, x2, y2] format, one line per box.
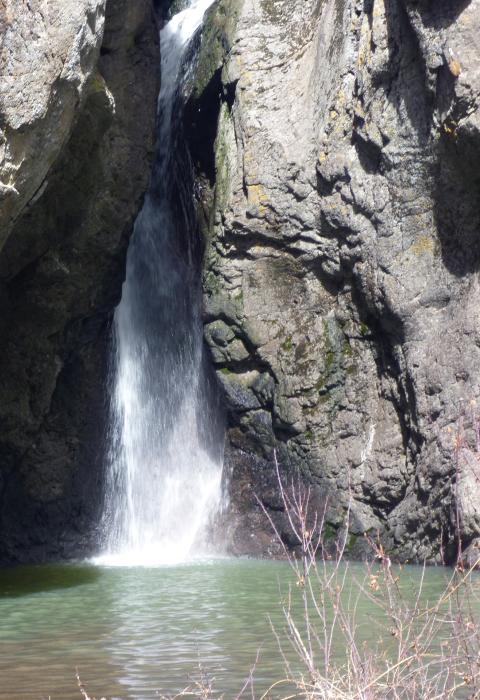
[193, 0, 480, 561]
[1, 0, 479, 564]
[0, 0, 159, 562]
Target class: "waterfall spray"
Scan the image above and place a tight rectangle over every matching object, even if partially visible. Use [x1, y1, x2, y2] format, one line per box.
[97, 0, 223, 567]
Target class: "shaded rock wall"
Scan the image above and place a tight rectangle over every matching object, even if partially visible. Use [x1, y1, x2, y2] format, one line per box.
[193, 0, 480, 561]
[0, 0, 159, 562]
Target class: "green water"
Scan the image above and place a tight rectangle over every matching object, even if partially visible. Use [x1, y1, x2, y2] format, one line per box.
[0, 559, 457, 699]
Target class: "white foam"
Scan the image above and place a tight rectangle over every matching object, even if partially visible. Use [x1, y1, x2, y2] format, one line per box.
[96, 0, 223, 568]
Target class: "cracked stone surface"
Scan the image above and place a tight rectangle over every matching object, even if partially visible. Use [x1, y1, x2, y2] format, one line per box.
[192, 0, 480, 562]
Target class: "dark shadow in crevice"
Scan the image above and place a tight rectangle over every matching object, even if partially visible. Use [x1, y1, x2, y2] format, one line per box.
[435, 63, 458, 121]
[352, 128, 383, 175]
[380, 0, 434, 147]
[433, 126, 480, 277]
[184, 67, 237, 188]
[350, 281, 424, 466]
[153, 0, 176, 22]
[401, 0, 472, 30]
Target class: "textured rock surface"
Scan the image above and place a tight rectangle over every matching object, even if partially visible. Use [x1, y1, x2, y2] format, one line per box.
[193, 0, 480, 562]
[0, 0, 104, 247]
[0, 0, 159, 562]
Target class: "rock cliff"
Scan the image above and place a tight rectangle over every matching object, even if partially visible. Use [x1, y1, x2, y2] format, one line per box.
[1, 0, 479, 565]
[0, 0, 159, 562]
[192, 0, 480, 562]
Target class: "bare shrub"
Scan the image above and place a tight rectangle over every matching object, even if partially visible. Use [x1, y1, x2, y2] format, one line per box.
[76, 670, 106, 700]
[255, 454, 480, 700]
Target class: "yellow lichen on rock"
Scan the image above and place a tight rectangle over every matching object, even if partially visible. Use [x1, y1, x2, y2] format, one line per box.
[448, 59, 461, 77]
[247, 183, 269, 212]
[410, 234, 436, 256]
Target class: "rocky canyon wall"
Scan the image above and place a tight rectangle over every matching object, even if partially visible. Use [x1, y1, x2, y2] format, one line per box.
[193, 0, 480, 562]
[0, 0, 159, 562]
[1, 0, 479, 566]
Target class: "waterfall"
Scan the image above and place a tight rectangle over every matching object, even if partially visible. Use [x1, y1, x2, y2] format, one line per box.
[96, 0, 223, 567]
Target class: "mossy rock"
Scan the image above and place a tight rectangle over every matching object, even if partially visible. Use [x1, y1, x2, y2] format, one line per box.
[281, 335, 293, 352]
[346, 533, 359, 552]
[167, 0, 190, 17]
[359, 322, 370, 337]
[342, 339, 353, 358]
[323, 523, 337, 541]
[191, 0, 242, 101]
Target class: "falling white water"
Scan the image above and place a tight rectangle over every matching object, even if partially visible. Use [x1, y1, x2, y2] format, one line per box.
[96, 0, 224, 567]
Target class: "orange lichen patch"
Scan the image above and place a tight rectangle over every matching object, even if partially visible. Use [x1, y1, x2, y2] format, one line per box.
[442, 118, 458, 139]
[410, 234, 436, 256]
[448, 59, 461, 78]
